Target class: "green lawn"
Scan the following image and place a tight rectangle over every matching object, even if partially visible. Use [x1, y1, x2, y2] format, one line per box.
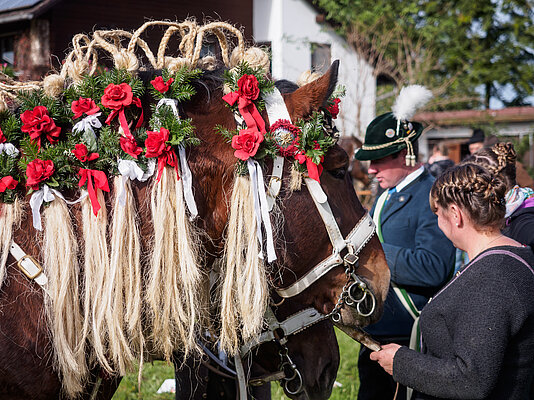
[113, 328, 360, 400]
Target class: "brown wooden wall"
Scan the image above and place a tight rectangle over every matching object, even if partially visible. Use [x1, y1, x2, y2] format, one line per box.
[45, 0, 253, 69]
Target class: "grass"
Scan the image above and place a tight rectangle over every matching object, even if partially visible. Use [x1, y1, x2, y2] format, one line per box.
[112, 328, 360, 400]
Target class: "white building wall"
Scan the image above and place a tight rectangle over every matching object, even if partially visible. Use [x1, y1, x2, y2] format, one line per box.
[253, 0, 376, 139]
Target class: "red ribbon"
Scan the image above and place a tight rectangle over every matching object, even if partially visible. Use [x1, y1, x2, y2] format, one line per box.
[296, 153, 323, 183]
[105, 97, 144, 140]
[156, 149, 180, 182]
[222, 91, 266, 134]
[78, 168, 110, 216]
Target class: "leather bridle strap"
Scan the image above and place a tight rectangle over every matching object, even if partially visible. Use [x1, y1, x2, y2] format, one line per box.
[241, 307, 327, 356]
[263, 88, 291, 210]
[275, 179, 376, 298]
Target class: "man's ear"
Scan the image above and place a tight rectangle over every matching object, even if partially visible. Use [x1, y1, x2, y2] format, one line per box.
[282, 60, 339, 121]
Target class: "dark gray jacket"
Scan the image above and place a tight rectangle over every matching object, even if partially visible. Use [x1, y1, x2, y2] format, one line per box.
[393, 246, 534, 399]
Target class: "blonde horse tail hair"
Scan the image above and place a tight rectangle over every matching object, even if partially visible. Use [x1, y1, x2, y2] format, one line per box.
[0, 199, 22, 288]
[147, 166, 201, 360]
[220, 175, 268, 354]
[81, 190, 113, 373]
[108, 177, 142, 374]
[43, 198, 87, 396]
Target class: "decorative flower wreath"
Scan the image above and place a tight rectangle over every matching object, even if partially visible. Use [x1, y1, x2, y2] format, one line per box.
[0, 62, 343, 212]
[218, 62, 342, 182]
[0, 67, 201, 215]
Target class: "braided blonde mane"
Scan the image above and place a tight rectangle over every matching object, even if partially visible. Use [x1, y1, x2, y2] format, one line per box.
[0, 20, 273, 397]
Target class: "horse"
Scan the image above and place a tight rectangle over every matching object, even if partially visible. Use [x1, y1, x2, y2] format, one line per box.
[0, 21, 390, 400]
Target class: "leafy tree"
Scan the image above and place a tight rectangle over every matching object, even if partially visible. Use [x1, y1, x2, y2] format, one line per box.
[314, 0, 534, 110]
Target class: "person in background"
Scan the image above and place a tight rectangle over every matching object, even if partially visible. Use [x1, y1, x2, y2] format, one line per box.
[464, 142, 534, 249]
[370, 163, 534, 400]
[426, 142, 455, 178]
[354, 85, 455, 400]
[467, 128, 485, 154]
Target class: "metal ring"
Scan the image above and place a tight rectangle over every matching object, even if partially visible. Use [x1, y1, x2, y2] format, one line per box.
[348, 283, 367, 304]
[280, 362, 297, 381]
[283, 368, 303, 395]
[330, 312, 341, 323]
[356, 290, 376, 317]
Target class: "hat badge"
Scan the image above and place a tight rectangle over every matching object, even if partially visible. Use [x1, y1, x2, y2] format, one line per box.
[385, 128, 395, 138]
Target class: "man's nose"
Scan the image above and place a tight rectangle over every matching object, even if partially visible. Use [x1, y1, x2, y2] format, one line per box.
[368, 162, 378, 174]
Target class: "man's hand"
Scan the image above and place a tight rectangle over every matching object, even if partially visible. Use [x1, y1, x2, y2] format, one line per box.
[369, 343, 402, 375]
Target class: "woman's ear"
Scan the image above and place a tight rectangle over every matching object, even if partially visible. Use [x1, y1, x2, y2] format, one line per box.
[450, 204, 463, 227]
[282, 60, 339, 121]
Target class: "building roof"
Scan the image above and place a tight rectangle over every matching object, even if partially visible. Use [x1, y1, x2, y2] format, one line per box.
[0, 0, 60, 24]
[415, 106, 534, 126]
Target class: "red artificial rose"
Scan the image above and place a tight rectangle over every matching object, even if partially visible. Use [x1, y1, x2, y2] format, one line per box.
[71, 97, 100, 119]
[151, 76, 174, 93]
[231, 128, 264, 161]
[326, 98, 341, 119]
[72, 143, 99, 162]
[120, 136, 143, 159]
[20, 106, 61, 148]
[237, 74, 260, 101]
[26, 159, 54, 190]
[144, 127, 170, 158]
[101, 83, 133, 110]
[0, 127, 5, 143]
[0, 176, 17, 192]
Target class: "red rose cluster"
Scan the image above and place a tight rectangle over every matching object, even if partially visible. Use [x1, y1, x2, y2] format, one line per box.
[223, 74, 266, 161]
[145, 127, 179, 181]
[71, 97, 100, 119]
[151, 76, 174, 93]
[25, 159, 54, 190]
[21, 106, 61, 149]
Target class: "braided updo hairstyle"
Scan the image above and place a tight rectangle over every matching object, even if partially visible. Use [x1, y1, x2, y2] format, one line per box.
[430, 163, 507, 231]
[463, 142, 517, 190]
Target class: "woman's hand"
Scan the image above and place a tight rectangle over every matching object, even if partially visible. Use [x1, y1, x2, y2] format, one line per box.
[369, 343, 401, 375]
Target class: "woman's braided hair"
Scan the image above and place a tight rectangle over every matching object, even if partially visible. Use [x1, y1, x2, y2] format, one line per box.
[463, 142, 517, 190]
[430, 163, 507, 231]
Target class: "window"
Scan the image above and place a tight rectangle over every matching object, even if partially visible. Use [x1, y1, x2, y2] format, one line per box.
[311, 43, 331, 74]
[0, 35, 14, 65]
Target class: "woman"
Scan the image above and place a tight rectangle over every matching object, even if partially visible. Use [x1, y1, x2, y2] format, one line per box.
[370, 163, 534, 399]
[464, 142, 534, 249]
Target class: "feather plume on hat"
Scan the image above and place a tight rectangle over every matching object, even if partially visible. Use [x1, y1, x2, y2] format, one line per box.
[392, 85, 433, 122]
[391, 85, 432, 166]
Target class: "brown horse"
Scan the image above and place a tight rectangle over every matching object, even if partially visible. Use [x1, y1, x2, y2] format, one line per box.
[0, 23, 389, 400]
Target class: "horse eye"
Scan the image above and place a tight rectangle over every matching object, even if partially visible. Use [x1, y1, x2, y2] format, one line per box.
[328, 167, 347, 179]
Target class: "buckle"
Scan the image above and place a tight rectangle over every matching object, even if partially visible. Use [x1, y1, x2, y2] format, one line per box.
[343, 253, 359, 266]
[17, 255, 43, 280]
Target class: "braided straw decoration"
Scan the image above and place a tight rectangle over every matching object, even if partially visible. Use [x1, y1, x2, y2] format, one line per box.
[0, 20, 271, 102]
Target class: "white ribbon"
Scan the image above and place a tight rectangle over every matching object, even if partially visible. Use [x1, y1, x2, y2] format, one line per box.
[73, 113, 102, 149]
[247, 159, 276, 262]
[156, 98, 198, 219]
[117, 158, 155, 206]
[0, 143, 19, 157]
[30, 185, 87, 231]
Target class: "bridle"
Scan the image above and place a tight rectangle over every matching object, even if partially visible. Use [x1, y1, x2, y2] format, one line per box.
[261, 88, 378, 322]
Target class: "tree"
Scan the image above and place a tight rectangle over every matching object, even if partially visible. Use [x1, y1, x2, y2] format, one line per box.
[314, 0, 534, 110]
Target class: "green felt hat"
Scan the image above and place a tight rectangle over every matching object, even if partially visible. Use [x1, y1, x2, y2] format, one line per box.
[354, 112, 423, 164]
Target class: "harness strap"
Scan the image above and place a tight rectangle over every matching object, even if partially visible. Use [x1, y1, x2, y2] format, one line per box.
[305, 178, 346, 252]
[241, 307, 327, 355]
[263, 89, 290, 210]
[234, 355, 248, 400]
[276, 211, 375, 298]
[10, 241, 48, 287]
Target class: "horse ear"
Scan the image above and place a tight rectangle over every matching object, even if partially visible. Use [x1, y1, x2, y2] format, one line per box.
[283, 60, 339, 121]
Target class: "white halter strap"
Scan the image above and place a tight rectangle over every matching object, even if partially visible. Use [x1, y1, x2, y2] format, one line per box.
[275, 178, 376, 298]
